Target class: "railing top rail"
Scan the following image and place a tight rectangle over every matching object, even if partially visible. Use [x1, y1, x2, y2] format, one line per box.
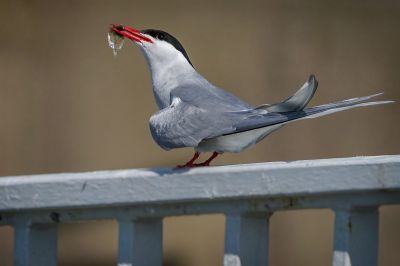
[0, 155, 399, 212]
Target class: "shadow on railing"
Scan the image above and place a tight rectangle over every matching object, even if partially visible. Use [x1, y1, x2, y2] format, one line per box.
[1, 155, 399, 266]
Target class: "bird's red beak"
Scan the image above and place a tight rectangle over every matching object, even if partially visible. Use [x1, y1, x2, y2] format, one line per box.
[110, 24, 153, 43]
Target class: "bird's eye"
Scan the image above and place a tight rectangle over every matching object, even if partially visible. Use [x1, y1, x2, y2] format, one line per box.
[157, 33, 165, 40]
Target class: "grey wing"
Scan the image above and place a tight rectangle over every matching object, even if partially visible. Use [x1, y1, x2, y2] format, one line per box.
[171, 83, 252, 112]
[149, 99, 248, 150]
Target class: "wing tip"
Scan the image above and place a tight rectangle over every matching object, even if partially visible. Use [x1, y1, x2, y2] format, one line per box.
[308, 74, 318, 88]
[308, 73, 316, 82]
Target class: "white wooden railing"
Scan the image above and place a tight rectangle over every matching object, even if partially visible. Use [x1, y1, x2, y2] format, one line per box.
[0, 155, 399, 266]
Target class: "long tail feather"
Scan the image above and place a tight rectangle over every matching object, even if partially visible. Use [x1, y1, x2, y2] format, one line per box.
[230, 93, 393, 135]
[300, 93, 393, 120]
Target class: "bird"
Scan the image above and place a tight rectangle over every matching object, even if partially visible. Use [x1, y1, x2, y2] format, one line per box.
[108, 24, 393, 168]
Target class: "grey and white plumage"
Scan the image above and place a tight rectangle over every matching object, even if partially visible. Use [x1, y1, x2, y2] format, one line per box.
[109, 25, 393, 166]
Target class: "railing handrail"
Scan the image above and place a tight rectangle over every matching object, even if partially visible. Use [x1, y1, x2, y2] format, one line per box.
[0, 155, 399, 213]
[2, 155, 400, 266]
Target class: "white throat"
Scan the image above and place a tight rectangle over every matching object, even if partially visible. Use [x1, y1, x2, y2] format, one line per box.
[139, 41, 198, 109]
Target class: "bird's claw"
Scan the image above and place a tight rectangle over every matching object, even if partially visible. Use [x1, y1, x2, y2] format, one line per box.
[175, 162, 210, 168]
[176, 163, 191, 168]
[175, 152, 218, 168]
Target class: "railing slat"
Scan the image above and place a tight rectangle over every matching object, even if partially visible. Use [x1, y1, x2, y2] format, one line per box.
[118, 218, 162, 266]
[13, 220, 57, 266]
[224, 214, 270, 266]
[332, 208, 378, 266]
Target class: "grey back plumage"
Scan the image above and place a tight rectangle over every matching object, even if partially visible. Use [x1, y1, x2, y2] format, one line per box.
[170, 76, 252, 112]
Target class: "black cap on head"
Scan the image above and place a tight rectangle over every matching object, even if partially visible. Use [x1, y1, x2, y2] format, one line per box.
[141, 29, 193, 66]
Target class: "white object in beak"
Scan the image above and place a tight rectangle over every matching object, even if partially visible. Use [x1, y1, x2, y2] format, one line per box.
[107, 31, 125, 56]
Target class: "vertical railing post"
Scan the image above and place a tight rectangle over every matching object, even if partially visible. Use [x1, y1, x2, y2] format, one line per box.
[332, 207, 379, 266]
[224, 213, 271, 266]
[118, 218, 163, 266]
[13, 219, 58, 266]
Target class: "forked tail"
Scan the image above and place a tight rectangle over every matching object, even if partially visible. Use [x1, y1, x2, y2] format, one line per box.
[231, 93, 393, 134]
[299, 93, 393, 120]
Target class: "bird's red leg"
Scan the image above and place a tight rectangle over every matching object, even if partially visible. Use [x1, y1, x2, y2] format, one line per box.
[176, 152, 200, 168]
[193, 152, 219, 167]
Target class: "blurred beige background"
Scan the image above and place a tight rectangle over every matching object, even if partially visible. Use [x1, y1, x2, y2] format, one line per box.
[0, 0, 399, 265]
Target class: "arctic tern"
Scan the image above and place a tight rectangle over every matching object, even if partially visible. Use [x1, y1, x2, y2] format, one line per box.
[108, 24, 392, 168]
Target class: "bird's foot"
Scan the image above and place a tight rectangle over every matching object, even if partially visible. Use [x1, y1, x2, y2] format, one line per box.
[176, 162, 196, 168]
[191, 162, 211, 167]
[176, 161, 210, 168]
[177, 152, 219, 168]
[176, 152, 200, 168]
[175, 152, 219, 168]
